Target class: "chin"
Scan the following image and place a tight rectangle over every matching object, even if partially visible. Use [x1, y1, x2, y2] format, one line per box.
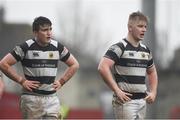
[46, 39, 51, 43]
[139, 37, 144, 40]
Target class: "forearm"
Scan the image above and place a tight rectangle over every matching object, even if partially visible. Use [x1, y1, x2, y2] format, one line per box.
[148, 73, 158, 94]
[0, 64, 25, 85]
[0, 80, 4, 95]
[98, 66, 120, 93]
[59, 63, 79, 86]
[147, 66, 158, 94]
[0, 82, 4, 99]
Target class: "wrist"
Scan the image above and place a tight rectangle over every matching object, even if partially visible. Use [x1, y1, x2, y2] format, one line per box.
[19, 77, 26, 85]
[114, 88, 122, 95]
[150, 89, 157, 94]
[59, 78, 66, 86]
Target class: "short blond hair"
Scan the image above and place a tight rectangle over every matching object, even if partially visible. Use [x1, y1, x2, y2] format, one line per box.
[128, 11, 148, 26]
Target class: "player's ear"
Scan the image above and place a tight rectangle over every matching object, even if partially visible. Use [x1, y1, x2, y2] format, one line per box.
[33, 31, 38, 36]
[128, 24, 133, 32]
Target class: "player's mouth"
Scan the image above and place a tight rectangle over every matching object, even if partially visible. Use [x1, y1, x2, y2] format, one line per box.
[47, 37, 51, 39]
[139, 34, 145, 39]
[140, 33, 144, 37]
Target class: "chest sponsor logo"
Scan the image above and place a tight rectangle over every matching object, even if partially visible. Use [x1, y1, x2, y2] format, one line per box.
[33, 52, 39, 57]
[129, 52, 134, 56]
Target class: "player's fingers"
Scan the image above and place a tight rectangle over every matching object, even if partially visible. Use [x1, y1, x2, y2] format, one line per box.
[119, 94, 130, 102]
[54, 86, 60, 91]
[123, 93, 132, 101]
[53, 84, 60, 90]
[144, 95, 150, 100]
[31, 81, 40, 84]
[144, 95, 153, 104]
[53, 86, 58, 90]
[146, 99, 153, 104]
[120, 98, 125, 103]
[26, 86, 32, 91]
[125, 92, 132, 96]
[53, 83, 59, 87]
[54, 87, 59, 91]
[31, 84, 40, 89]
[117, 95, 125, 103]
[124, 96, 131, 101]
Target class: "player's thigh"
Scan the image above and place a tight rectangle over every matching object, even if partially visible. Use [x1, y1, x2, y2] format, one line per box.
[43, 96, 60, 118]
[20, 95, 43, 119]
[137, 99, 146, 119]
[113, 100, 139, 119]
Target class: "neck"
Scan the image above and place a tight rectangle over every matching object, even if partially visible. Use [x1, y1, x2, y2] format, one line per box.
[35, 38, 49, 47]
[126, 34, 140, 47]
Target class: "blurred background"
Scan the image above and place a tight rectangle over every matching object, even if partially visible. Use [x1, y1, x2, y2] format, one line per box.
[0, 0, 180, 119]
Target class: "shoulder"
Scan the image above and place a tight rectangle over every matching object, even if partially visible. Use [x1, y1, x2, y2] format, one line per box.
[50, 39, 58, 48]
[105, 40, 125, 58]
[50, 39, 64, 48]
[115, 39, 127, 49]
[25, 39, 35, 47]
[13, 39, 33, 52]
[16, 39, 35, 51]
[110, 39, 127, 51]
[140, 43, 151, 53]
[50, 39, 66, 53]
[16, 39, 34, 48]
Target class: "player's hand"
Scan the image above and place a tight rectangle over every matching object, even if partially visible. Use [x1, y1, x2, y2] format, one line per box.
[144, 92, 156, 104]
[22, 80, 40, 91]
[115, 89, 132, 103]
[53, 80, 62, 91]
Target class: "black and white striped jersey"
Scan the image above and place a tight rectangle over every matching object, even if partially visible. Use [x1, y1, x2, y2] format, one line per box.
[104, 39, 154, 93]
[11, 39, 70, 95]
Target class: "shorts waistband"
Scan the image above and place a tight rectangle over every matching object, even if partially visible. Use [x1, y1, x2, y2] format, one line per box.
[22, 89, 56, 96]
[126, 92, 147, 99]
[32, 89, 56, 95]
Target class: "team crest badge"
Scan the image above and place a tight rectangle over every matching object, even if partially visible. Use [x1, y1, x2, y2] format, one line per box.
[49, 52, 53, 58]
[141, 53, 145, 58]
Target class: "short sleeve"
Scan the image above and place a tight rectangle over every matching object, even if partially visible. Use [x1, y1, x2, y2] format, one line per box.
[104, 44, 123, 63]
[147, 51, 154, 68]
[11, 42, 28, 61]
[58, 43, 70, 62]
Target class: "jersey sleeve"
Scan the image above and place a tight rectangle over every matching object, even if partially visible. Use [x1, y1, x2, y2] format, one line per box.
[147, 51, 154, 68]
[104, 44, 123, 63]
[145, 46, 154, 68]
[10, 42, 28, 62]
[58, 43, 70, 62]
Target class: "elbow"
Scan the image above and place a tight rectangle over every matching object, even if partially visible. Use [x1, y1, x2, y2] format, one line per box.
[97, 66, 101, 72]
[0, 80, 4, 90]
[74, 61, 80, 71]
[98, 64, 103, 74]
[0, 61, 4, 71]
[76, 62, 80, 70]
[0, 60, 8, 72]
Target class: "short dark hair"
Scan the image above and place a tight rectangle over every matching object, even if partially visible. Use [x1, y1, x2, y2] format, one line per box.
[32, 16, 52, 32]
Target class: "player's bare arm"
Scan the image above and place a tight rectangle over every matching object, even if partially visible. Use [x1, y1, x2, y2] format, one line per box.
[145, 65, 158, 104]
[0, 78, 4, 99]
[53, 54, 79, 90]
[0, 53, 40, 91]
[98, 57, 132, 103]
